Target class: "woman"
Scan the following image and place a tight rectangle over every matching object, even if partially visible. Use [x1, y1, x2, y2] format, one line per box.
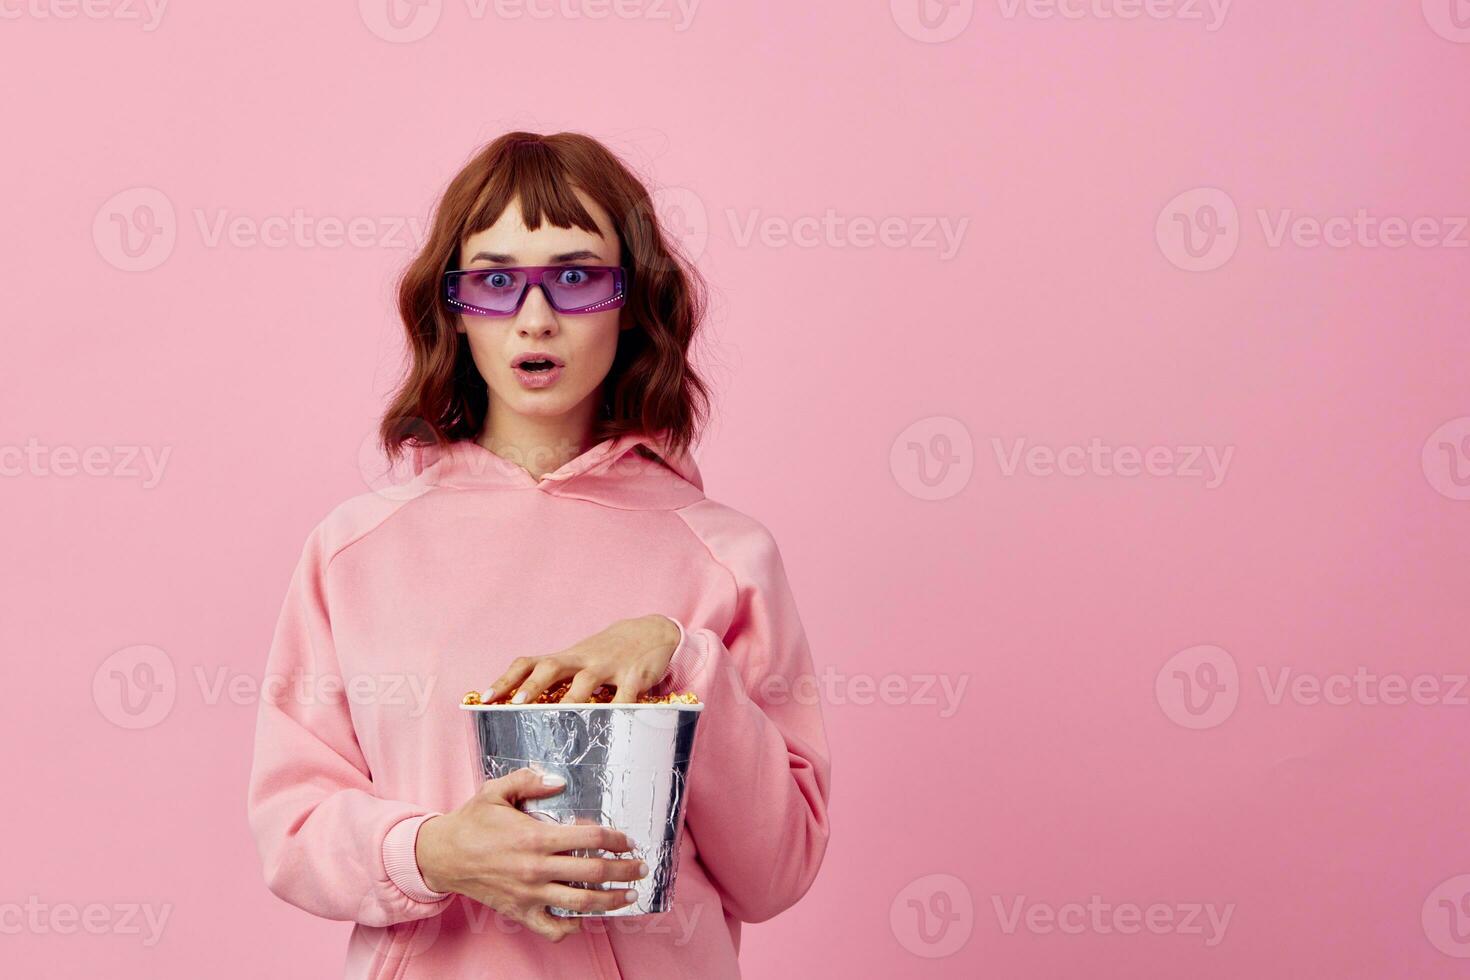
[246, 132, 832, 979]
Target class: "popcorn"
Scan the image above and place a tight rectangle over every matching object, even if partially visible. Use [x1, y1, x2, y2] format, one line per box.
[462, 679, 699, 706]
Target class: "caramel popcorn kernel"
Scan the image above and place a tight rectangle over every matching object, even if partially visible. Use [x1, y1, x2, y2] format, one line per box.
[466, 679, 699, 706]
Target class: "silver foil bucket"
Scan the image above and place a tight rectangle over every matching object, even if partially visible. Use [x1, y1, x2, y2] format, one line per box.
[461, 702, 704, 916]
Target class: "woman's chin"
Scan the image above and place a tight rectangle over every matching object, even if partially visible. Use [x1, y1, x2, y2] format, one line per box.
[497, 391, 583, 420]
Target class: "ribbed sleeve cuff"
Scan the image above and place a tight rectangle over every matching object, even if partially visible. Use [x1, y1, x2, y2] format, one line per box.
[383, 814, 452, 904]
[658, 616, 708, 693]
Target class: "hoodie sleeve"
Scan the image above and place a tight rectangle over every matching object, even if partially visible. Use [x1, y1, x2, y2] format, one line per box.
[246, 521, 453, 925]
[654, 512, 833, 923]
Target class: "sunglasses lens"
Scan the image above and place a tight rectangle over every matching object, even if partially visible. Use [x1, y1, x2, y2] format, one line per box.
[545, 267, 621, 313]
[453, 269, 527, 314]
[448, 267, 624, 315]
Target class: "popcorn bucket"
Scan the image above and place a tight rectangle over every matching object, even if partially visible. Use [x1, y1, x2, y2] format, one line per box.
[461, 701, 704, 916]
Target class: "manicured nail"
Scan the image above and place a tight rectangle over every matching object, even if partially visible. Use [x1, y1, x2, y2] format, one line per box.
[624, 890, 638, 902]
[637, 862, 649, 876]
[512, 690, 528, 704]
[540, 772, 566, 788]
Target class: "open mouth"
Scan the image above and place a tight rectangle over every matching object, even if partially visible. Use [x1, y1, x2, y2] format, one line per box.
[517, 359, 556, 372]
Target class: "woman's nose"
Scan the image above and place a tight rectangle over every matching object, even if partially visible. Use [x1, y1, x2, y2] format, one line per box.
[516, 285, 560, 337]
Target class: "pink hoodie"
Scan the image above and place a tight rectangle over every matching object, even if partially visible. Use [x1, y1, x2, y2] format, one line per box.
[246, 432, 832, 979]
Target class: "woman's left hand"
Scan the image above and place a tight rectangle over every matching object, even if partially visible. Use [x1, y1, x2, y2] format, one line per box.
[487, 615, 681, 705]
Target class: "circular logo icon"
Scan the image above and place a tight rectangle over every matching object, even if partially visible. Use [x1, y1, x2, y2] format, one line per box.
[93, 187, 176, 272]
[890, 0, 975, 43]
[358, 420, 441, 501]
[359, 0, 442, 42]
[626, 185, 708, 276]
[1423, 874, 1470, 957]
[353, 905, 442, 962]
[1155, 644, 1238, 729]
[1422, 416, 1470, 501]
[93, 645, 177, 729]
[890, 416, 974, 501]
[1423, 0, 1470, 43]
[1156, 187, 1240, 272]
[890, 873, 974, 958]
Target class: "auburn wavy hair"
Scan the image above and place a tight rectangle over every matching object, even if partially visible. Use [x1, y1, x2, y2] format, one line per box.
[380, 132, 710, 462]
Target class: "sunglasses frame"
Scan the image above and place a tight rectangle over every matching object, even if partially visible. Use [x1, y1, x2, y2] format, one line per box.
[443, 264, 630, 317]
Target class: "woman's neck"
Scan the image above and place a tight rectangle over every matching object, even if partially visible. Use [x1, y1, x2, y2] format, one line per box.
[476, 404, 599, 481]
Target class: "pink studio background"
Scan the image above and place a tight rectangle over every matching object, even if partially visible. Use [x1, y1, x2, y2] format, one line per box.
[3, 2, 1469, 977]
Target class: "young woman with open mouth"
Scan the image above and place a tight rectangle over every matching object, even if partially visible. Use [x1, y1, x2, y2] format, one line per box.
[246, 132, 832, 979]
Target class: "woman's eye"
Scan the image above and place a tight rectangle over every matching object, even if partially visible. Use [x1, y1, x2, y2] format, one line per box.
[558, 268, 588, 286]
[486, 272, 513, 289]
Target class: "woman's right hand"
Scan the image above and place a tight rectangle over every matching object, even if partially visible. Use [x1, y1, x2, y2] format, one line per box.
[414, 768, 647, 941]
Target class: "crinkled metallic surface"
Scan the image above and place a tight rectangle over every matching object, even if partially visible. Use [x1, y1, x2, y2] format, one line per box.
[463, 704, 703, 916]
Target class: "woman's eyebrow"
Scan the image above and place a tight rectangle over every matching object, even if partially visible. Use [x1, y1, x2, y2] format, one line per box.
[468, 249, 606, 264]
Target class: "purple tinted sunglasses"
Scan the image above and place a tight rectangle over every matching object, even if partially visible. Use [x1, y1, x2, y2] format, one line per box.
[444, 265, 628, 317]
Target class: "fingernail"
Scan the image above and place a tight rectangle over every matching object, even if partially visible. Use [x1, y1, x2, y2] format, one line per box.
[624, 890, 638, 902]
[541, 772, 566, 788]
[637, 862, 649, 876]
[512, 690, 528, 704]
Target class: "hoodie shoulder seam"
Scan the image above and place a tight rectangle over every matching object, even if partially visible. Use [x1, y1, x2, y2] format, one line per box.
[669, 504, 742, 627]
[316, 485, 452, 573]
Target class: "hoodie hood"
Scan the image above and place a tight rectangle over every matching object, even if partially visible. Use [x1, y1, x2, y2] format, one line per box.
[411, 430, 705, 511]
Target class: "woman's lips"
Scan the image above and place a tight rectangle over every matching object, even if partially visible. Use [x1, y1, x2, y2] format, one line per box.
[513, 364, 563, 389]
